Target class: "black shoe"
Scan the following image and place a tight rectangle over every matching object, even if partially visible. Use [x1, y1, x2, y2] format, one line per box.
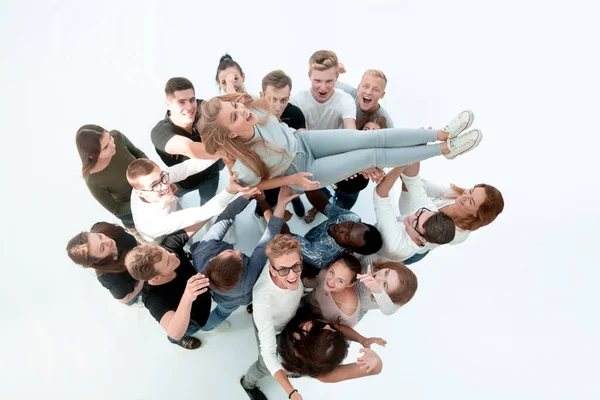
[176, 336, 201, 350]
[246, 303, 253, 314]
[240, 376, 268, 400]
[291, 198, 305, 217]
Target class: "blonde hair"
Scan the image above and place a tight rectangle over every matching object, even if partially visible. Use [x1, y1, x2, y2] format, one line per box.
[308, 50, 339, 73]
[265, 234, 301, 260]
[362, 69, 388, 87]
[198, 93, 286, 180]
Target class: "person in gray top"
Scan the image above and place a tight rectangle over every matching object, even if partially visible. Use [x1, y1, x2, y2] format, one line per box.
[335, 68, 394, 129]
[191, 186, 299, 331]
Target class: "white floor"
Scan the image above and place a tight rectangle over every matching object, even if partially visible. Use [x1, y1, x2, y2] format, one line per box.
[2, 0, 599, 399]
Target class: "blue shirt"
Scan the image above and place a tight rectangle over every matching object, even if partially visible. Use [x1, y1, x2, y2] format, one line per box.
[192, 196, 283, 308]
[294, 204, 361, 269]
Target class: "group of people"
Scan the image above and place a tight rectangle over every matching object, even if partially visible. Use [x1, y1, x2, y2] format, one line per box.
[66, 50, 504, 400]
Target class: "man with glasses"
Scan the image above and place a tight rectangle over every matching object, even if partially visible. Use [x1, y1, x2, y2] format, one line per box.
[126, 158, 243, 244]
[373, 165, 456, 264]
[192, 186, 298, 332]
[240, 234, 305, 400]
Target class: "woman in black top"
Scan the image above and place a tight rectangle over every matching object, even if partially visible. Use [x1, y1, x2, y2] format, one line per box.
[66, 222, 142, 305]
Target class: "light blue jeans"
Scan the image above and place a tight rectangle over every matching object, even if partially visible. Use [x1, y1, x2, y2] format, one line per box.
[288, 128, 441, 191]
[201, 303, 240, 331]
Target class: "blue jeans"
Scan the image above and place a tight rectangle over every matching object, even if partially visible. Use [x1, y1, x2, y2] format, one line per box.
[201, 303, 240, 331]
[403, 250, 430, 265]
[290, 128, 441, 191]
[167, 320, 202, 343]
[175, 160, 223, 206]
[320, 187, 360, 211]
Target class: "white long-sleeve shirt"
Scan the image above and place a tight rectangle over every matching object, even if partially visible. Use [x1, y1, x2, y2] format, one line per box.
[131, 158, 233, 243]
[374, 173, 435, 261]
[397, 177, 471, 247]
[252, 262, 304, 376]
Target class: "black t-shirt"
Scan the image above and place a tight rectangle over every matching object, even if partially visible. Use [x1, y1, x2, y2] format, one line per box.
[280, 103, 306, 130]
[150, 99, 220, 190]
[142, 230, 212, 326]
[96, 230, 139, 300]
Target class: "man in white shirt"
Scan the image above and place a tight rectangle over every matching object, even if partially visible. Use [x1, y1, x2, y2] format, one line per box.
[127, 158, 242, 243]
[290, 49, 357, 130]
[373, 165, 456, 262]
[240, 234, 304, 400]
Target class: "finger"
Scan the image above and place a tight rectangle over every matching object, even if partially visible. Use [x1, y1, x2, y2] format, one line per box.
[301, 172, 313, 177]
[194, 288, 208, 296]
[367, 265, 372, 275]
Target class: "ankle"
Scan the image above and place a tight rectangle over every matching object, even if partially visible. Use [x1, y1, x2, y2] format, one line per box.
[437, 129, 449, 141]
[440, 142, 449, 155]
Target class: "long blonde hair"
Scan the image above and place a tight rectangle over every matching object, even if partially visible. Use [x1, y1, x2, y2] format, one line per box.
[443, 184, 504, 231]
[198, 93, 275, 179]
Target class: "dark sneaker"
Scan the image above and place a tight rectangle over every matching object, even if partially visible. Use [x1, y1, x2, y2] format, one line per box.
[176, 336, 201, 350]
[246, 303, 253, 314]
[240, 376, 268, 400]
[292, 198, 305, 217]
[304, 207, 318, 223]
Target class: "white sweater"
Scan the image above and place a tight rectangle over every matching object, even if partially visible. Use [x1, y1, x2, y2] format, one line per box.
[397, 177, 471, 247]
[130, 158, 234, 243]
[374, 173, 436, 261]
[252, 262, 304, 376]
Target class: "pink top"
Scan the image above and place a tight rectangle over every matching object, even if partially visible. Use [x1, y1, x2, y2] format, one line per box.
[306, 270, 360, 327]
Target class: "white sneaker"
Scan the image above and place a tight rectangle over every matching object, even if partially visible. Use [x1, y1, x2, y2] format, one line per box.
[444, 129, 482, 160]
[442, 110, 475, 140]
[204, 320, 231, 333]
[253, 213, 267, 232]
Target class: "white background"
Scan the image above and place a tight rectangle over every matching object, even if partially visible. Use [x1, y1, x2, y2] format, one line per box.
[1, 0, 599, 399]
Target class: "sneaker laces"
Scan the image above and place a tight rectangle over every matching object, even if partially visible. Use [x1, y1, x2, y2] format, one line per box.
[179, 337, 195, 349]
[448, 132, 475, 152]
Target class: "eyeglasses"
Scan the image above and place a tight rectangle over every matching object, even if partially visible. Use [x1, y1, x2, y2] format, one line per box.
[271, 261, 303, 277]
[139, 171, 170, 193]
[412, 207, 430, 238]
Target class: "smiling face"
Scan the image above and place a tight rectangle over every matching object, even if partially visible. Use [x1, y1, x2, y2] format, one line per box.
[373, 268, 401, 295]
[261, 85, 291, 118]
[216, 101, 259, 139]
[357, 74, 386, 113]
[403, 208, 435, 244]
[455, 186, 487, 217]
[218, 66, 245, 93]
[166, 88, 197, 128]
[328, 221, 368, 250]
[269, 251, 303, 291]
[97, 131, 116, 161]
[323, 259, 356, 293]
[87, 232, 118, 260]
[309, 67, 338, 103]
[135, 166, 173, 203]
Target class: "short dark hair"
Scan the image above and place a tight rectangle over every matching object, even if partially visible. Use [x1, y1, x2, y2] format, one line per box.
[354, 223, 383, 255]
[422, 212, 456, 244]
[126, 159, 158, 188]
[261, 70, 293, 92]
[215, 54, 244, 84]
[205, 252, 244, 293]
[125, 245, 163, 281]
[165, 77, 194, 97]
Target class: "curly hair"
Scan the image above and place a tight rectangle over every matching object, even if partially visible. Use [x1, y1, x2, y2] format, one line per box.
[124, 245, 164, 281]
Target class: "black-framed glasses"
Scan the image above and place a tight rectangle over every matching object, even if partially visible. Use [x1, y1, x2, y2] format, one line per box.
[271, 262, 303, 277]
[412, 207, 431, 238]
[139, 171, 170, 193]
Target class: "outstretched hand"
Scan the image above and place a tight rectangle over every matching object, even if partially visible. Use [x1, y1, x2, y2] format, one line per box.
[359, 167, 386, 184]
[356, 265, 383, 294]
[361, 336, 387, 349]
[241, 187, 262, 200]
[294, 172, 320, 190]
[357, 348, 382, 373]
[226, 174, 252, 195]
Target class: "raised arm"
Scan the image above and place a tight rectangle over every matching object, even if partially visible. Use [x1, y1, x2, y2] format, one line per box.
[305, 187, 331, 214]
[164, 135, 217, 160]
[201, 195, 251, 243]
[167, 158, 218, 183]
[316, 349, 383, 383]
[376, 166, 406, 198]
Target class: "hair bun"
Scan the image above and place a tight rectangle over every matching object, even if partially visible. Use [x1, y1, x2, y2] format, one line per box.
[220, 54, 233, 62]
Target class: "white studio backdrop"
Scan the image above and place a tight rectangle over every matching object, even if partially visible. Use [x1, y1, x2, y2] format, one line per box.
[1, 0, 599, 399]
